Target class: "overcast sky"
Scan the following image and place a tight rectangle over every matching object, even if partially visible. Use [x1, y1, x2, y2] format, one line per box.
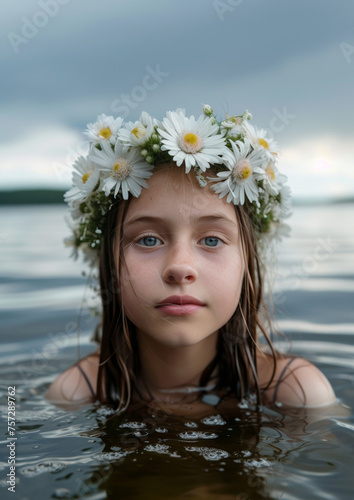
[1, 0, 354, 199]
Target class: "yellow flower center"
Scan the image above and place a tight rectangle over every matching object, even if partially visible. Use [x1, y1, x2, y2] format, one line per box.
[112, 159, 131, 180]
[232, 159, 252, 182]
[266, 164, 275, 181]
[229, 116, 242, 125]
[81, 172, 91, 184]
[258, 138, 269, 150]
[178, 131, 203, 154]
[99, 127, 112, 140]
[184, 133, 198, 145]
[131, 126, 146, 140]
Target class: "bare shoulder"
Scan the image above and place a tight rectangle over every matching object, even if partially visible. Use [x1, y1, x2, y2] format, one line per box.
[46, 353, 100, 407]
[257, 351, 336, 408]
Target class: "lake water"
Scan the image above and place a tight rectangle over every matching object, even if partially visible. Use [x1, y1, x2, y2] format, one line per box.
[0, 203, 353, 499]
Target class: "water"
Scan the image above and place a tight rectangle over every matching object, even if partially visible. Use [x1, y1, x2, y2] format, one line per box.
[0, 203, 353, 499]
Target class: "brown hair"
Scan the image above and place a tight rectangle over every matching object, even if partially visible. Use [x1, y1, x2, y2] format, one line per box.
[96, 174, 277, 411]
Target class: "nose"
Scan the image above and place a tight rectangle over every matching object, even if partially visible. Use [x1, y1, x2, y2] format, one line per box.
[162, 243, 198, 285]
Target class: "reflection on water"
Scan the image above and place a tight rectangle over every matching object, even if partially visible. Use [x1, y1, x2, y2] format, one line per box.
[0, 203, 353, 499]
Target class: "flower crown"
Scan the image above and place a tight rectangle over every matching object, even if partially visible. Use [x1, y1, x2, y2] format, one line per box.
[64, 105, 291, 266]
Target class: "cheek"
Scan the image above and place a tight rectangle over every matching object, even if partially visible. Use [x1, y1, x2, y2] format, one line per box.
[119, 257, 155, 314]
[213, 253, 244, 290]
[212, 259, 244, 312]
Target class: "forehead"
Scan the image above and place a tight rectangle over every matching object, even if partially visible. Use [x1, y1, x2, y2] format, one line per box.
[124, 165, 238, 223]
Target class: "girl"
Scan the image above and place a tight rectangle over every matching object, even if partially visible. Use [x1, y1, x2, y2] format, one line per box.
[46, 106, 335, 412]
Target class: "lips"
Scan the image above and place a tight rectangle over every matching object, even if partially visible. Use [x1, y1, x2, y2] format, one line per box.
[156, 295, 205, 316]
[157, 295, 205, 306]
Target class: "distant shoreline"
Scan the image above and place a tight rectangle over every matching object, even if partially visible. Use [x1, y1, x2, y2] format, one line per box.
[0, 189, 353, 206]
[0, 189, 65, 205]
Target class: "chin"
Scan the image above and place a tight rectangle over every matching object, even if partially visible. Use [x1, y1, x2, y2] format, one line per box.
[156, 330, 217, 348]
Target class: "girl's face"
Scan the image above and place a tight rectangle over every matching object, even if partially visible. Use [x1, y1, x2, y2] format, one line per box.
[118, 166, 245, 349]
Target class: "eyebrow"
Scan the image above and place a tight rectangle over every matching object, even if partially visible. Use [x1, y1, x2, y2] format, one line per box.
[124, 214, 238, 227]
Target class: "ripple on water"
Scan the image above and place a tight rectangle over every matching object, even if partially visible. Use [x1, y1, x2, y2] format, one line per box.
[95, 406, 117, 420]
[184, 421, 198, 428]
[52, 488, 72, 499]
[179, 431, 219, 440]
[144, 444, 170, 454]
[144, 443, 181, 458]
[244, 458, 273, 468]
[1, 203, 353, 500]
[95, 450, 132, 461]
[118, 421, 150, 437]
[20, 461, 67, 477]
[200, 414, 226, 426]
[185, 447, 229, 461]
[119, 422, 147, 429]
[17, 409, 59, 423]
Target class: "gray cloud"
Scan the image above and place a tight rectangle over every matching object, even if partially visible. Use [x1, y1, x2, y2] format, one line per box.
[1, 0, 354, 144]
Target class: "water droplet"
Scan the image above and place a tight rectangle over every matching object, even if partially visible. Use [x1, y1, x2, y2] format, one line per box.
[201, 414, 226, 426]
[184, 422, 198, 428]
[96, 451, 131, 461]
[179, 431, 218, 440]
[185, 446, 229, 461]
[20, 462, 66, 478]
[119, 421, 146, 429]
[244, 458, 272, 468]
[145, 444, 170, 454]
[52, 488, 71, 499]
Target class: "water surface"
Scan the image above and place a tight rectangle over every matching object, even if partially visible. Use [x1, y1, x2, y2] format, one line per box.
[0, 203, 353, 499]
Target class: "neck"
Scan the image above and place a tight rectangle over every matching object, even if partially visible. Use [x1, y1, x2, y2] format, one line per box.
[136, 331, 219, 402]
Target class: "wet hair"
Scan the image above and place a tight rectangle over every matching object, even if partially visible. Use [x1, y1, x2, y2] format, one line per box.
[96, 170, 278, 411]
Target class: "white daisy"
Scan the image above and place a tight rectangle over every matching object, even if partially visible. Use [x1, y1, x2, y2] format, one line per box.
[220, 116, 244, 138]
[64, 156, 100, 205]
[210, 139, 266, 205]
[275, 183, 292, 220]
[80, 242, 101, 267]
[67, 199, 84, 220]
[64, 217, 80, 260]
[84, 114, 123, 145]
[243, 121, 279, 159]
[269, 220, 291, 242]
[118, 111, 155, 147]
[89, 139, 153, 199]
[158, 110, 229, 173]
[255, 160, 286, 196]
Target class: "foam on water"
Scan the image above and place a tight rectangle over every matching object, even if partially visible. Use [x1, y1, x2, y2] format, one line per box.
[179, 431, 219, 440]
[185, 447, 229, 461]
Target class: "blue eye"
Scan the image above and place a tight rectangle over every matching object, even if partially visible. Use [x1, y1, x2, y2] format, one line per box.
[201, 237, 221, 247]
[137, 236, 162, 247]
